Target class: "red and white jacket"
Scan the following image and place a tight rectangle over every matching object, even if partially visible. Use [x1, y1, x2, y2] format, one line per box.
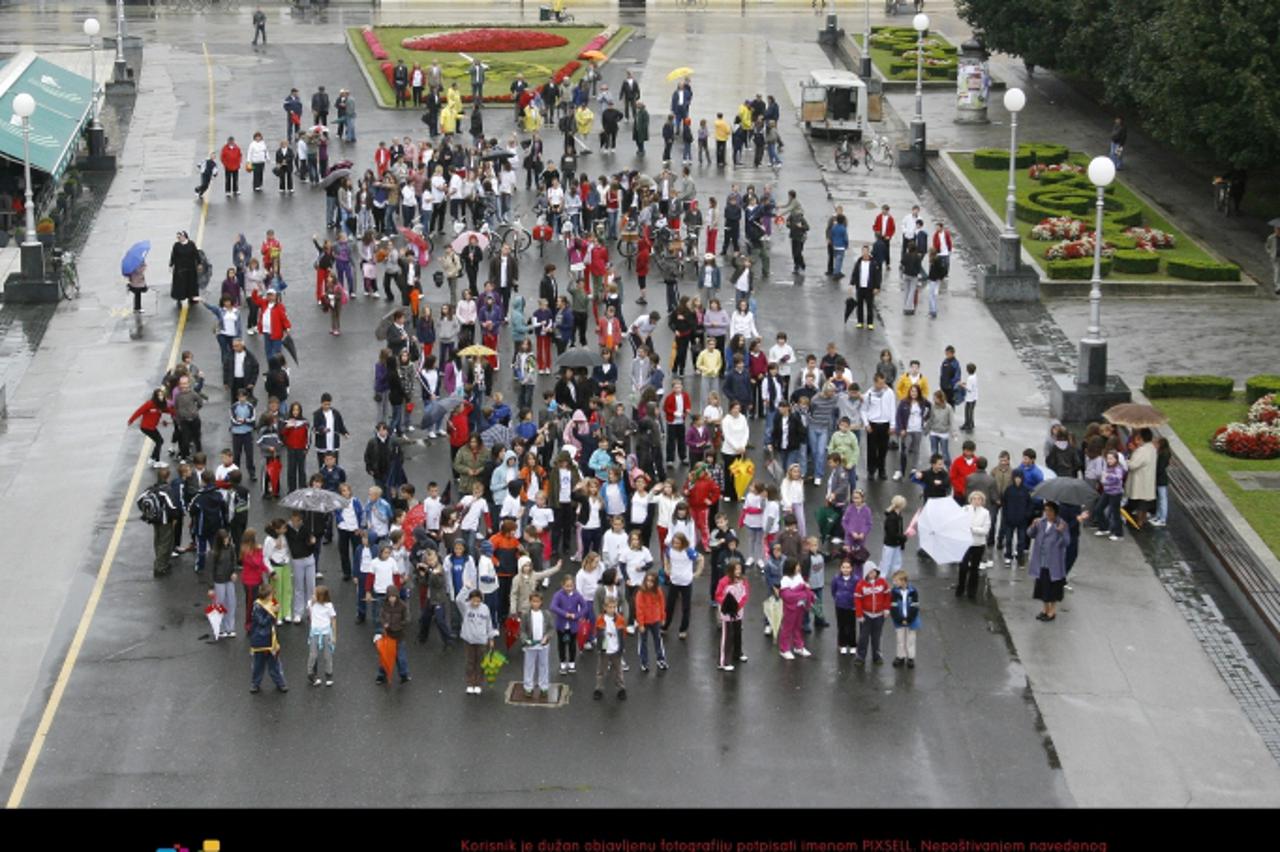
[932, 228, 953, 256]
[662, 391, 692, 425]
[854, 575, 891, 618]
[251, 293, 292, 341]
[873, 213, 896, 241]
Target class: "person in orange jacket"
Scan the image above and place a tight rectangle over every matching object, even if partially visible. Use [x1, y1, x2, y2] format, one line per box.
[853, 562, 891, 664]
[596, 304, 624, 352]
[633, 570, 667, 672]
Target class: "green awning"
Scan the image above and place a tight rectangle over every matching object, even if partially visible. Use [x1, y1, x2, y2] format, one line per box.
[0, 51, 94, 181]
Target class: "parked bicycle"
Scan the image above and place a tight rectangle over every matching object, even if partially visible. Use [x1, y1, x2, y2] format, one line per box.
[51, 248, 80, 300]
[834, 135, 871, 173]
[1212, 176, 1233, 216]
[863, 132, 896, 168]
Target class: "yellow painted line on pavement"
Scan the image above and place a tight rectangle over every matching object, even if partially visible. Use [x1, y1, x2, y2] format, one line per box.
[5, 43, 216, 809]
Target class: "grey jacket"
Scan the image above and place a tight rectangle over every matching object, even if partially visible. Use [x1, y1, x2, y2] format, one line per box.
[175, 388, 203, 421]
[928, 403, 954, 436]
[456, 590, 498, 644]
[593, 583, 629, 622]
[519, 608, 556, 646]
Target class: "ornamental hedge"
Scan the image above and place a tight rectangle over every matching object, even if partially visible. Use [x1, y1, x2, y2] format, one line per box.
[973, 143, 1069, 170]
[1246, 375, 1280, 403]
[1046, 257, 1112, 279]
[1111, 249, 1160, 274]
[1166, 258, 1242, 281]
[1142, 374, 1234, 400]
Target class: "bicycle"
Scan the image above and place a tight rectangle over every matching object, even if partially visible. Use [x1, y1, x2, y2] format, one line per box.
[834, 135, 871, 173]
[51, 248, 80, 300]
[864, 132, 895, 168]
[487, 217, 534, 257]
[1212, 177, 1233, 216]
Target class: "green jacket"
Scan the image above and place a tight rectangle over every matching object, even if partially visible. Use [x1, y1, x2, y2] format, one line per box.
[453, 444, 487, 494]
[569, 285, 590, 313]
[633, 108, 650, 142]
[827, 429, 860, 469]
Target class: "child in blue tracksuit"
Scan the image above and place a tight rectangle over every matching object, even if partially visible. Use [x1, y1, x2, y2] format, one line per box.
[889, 569, 920, 668]
[831, 558, 858, 654]
[762, 540, 784, 636]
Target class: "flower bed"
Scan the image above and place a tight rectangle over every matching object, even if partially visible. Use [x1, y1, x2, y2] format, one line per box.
[1211, 393, 1280, 459]
[362, 27, 389, 61]
[857, 26, 958, 81]
[1044, 235, 1115, 260]
[1030, 216, 1088, 241]
[1028, 163, 1084, 180]
[1123, 226, 1176, 251]
[402, 29, 569, 53]
[578, 25, 620, 58]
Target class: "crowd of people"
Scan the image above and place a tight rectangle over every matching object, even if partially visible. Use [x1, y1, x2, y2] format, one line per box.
[126, 59, 1167, 701]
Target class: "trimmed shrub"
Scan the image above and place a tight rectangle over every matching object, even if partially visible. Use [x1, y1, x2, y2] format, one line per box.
[1112, 249, 1159, 274]
[1047, 257, 1112, 279]
[1167, 258, 1241, 282]
[1246, 375, 1280, 403]
[1103, 232, 1139, 250]
[1143, 375, 1234, 400]
[973, 142, 1069, 170]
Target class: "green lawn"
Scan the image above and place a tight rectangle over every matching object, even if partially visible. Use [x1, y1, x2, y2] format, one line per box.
[348, 25, 630, 108]
[1161, 394, 1280, 560]
[954, 152, 1225, 282]
[853, 31, 957, 83]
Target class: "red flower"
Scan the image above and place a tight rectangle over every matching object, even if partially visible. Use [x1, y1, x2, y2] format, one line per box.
[402, 29, 568, 53]
[362, 27, 389, 61]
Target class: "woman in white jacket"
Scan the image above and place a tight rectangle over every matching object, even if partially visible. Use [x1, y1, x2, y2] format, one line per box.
[727, 298, 758, 342]
[719, 400, 750, 502]
[247, 132, 269, 192]
[957, 491, 991, 600]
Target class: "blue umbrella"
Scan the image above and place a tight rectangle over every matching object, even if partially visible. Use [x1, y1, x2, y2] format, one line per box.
[121, 240, 150, 276]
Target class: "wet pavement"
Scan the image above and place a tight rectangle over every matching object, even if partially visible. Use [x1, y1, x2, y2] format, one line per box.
[0, 2, 1277, 809]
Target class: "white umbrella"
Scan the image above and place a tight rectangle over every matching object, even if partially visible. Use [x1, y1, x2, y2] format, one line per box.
[915, 498, 972, 565]
[1037, 465, 1058, 482]
[205, 605, 224, 640]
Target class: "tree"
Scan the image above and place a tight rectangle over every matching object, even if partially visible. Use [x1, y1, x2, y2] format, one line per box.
[956, 0, 1071, 71]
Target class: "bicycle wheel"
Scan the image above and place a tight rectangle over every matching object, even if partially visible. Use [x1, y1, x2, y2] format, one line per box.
[834, 148, 854, 173]
[875, 140, 895, 168]
[616, 238, 638, 259]
[507, 227, 532, 254]
[862, 143, 876, 172]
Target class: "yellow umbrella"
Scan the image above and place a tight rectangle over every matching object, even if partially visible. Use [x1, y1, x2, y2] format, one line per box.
[458, 344, 498, 358]
[666, 66, 694, 82]
[582, 50, 607, 61]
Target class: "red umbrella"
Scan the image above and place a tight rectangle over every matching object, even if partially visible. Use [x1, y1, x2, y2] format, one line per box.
[375, 634, 398, 677]
[576, 617, 592, 650]
[503, 615, 521, 650]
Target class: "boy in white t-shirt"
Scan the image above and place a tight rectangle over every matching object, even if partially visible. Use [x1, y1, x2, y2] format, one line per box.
[459, 481, 491, 552]
[767, 332, 796, 398]
[306, 585, 337, 686]
[959, 362, 979, 433]
[601, 515, 630, 571]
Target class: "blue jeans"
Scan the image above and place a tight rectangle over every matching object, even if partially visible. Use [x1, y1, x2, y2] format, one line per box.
[1156, 485, 1168, 523]
[345, 115, 357, 142]
[929, 434, 951, 467]
[264, 337, 283, 361]
[638, 623, 666, 666]
[879, 545, 903, 574]
[1109, 140, 1123, 169]
[832, 248, 846, 276]
[325, 195, 338, 229]
[927, 279, 939, 316]
[767, 142, 781, 166]
[378, 637, 409, 678]
[419, 402, 448, 432]
[389, 403, 406, 435]
[251, 652, 286, 689]
[782, 447, 804, 475]
[807, 427, 830, 478]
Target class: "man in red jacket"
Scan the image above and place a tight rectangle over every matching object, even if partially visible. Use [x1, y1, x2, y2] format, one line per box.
[250, 289, 291, 361]
[949, 439, 978, 504]
[872, 203, 895, 265]
[220, 136, 243, 197]
[662, 378, 692, 468]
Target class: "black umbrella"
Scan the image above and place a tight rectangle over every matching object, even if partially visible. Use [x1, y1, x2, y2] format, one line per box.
[281, 333, 299, 365]
[375, 308, 400, 341]
[319, 167, 351, 189]
[555, 347, 603, 369]
[481, 150, 515, 162]
[1032, 477, 1099, 507]
[281, 487, 349, 512]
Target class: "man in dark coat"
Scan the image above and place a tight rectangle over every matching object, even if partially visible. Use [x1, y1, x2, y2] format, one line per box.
[620, 71, 640, 122]
[393, 61, 410, 108]
[283, 88, 303, 141]
[169, 230, 201, 304]
[632, 102, 649, 157]
[311, 86, 330, 126]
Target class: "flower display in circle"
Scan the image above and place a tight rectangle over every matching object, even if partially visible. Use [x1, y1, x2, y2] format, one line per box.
[1030, 216, 1088, 241]
[401, 29, 569, 53]
[1249, 394, 1280, 425]
[1044, 235, 1115, 260]
[1212, 394, 1280, 459]
[1028, 163, 1085, 180]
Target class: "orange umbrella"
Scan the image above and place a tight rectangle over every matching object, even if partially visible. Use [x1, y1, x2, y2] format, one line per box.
[376, 634, 398, 677]
[582, 49, 607, 61]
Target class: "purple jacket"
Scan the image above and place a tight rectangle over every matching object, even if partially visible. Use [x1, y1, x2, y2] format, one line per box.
[550, 588, 587, 632]
[841, 504, 873, 544]
[830, 573, 857, 610]
[478, 300, 505, 332]
[1101, 465, 1126, 496]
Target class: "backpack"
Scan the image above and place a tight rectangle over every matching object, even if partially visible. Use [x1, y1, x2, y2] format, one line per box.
[137, 486, 166, 525]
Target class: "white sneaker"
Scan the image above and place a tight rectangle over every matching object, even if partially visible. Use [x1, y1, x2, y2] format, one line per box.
[982, 560, 994, 569]
[892, 471, 902, 481]
[1109, 535, 1121, 541]
[780, 651, 796, 660]
[1094, 530, 1109, 537]
[812, 477, 822, 486]
[796, 647, 813, 657]
[719, 664, 735, 671]
[763, 625, 772, 637]
[626, 625, 636, 634]
[560, 662, 567, 673]
[738, 655, 748, 662]
[840, 647, 849, 655]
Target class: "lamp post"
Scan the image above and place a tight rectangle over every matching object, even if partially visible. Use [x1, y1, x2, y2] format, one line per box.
[1078, 155, 1116, 387]
[908, 12, 928, 168]
[12, 92, 44, 281]
[861, 0, 872, 79]
[84, 18, 105, 158]
[113, 0, 128, 83]
[998, 86, 1025, 272]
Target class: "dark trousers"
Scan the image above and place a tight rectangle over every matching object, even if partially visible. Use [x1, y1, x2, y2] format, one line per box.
[557, 628, 578, 663]
[855, 287, 876, 325]
[232, 432, 257, 478]
[867, 422, 890, 478]
[251, 651, 286, 688]
[253, 23, 266, 45]
[957, 544, 985, 598]
[835, 606, 857, 648]
[715, 139, 726, 166]
[252, 162, 264, 190]
[419, 603, 454, 643]
[553, 503, 576, 554]
[338, 528, 359, 579]
[718, 618, 742, 666]
[178, 417, 202, 459]
[663, 583, 693, 632]
[999, 520, 1028, 560]
[286, 448, 307, 493]
[962, 400, 976, 431]
[153, 522, 175, 576]
[826, 242, 834, 275]
[278, 165, 293, 191]
[855, 615, 884, 661]
[791, 239, 805, 271]
[665, 423, 687, 464]
[573, 311, 588, 345]
[141, 427, 164, 461]
[225, 169, 239, 194]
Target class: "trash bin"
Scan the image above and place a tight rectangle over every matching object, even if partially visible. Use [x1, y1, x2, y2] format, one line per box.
[539, 6, 552, 21]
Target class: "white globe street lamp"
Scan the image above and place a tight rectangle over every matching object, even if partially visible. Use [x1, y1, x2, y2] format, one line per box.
[12, 92, 37, 246]
[912, 13, 929, 121]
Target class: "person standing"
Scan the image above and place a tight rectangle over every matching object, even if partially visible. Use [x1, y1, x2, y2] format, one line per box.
[620, 71, 640, 122]
[469, 57, 486, 104]
[872, 204, 896, 268]
[305, 586, 336, 687]
[393, 60, 410, 109]
[142, 464, 180, 577]
[283, 88, 302, 142]
[956, 491, 991, 600]
[376, 586, 411, 684]
[1268, 224, 1280, 296]
[846, 244, 880, 330]
[274, 139, 295, 193]
[219, 136, 242, 197]
[1108, 117, 1127, 169]
[889, 570, 920, 668]
[931, 222, 953, 279]
[663, 379, 692, 468]
[311, 86, 330, 127]
[1029, 501, 1069, 622]
[312, 393, 349, 467]
[169, 230, 201, 307]
[861, 372, 895, 481]
[252, 8, 267, 46]
[714, 560, 749, 671]
[249, 584, 287, 693]
[246, 132, 268, 193]
[520, 591, 554, 700]
[853, 562, 889, 664]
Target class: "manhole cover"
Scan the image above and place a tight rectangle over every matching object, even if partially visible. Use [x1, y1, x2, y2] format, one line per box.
[503, 681, 570, 707]
[1229, 471, 1280, 491]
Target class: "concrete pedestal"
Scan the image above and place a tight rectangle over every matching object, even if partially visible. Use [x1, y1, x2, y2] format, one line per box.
[3, 272, 60, 304]
[19, 242, 43, 282]
[997, 233, 1022, 273]
[1077, 338, 1108, 388]
[1049, 373, 1131, 424]
[978, 264, 1040, 302]
[898, 119, 926, 171]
